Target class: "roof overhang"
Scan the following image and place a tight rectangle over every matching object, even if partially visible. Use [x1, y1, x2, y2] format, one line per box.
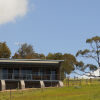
[0, 59, 64, 64]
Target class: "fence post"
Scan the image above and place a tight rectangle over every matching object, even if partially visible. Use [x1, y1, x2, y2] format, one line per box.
[77, 77, 79, 86]
[66, 78, 67, 87]
[68, 77, 69, 87]
[86, 79, 88, 85]
[74, 76, 75, 86]
[10, 88, 12, 99]
[80, 79, 81, 86]
[90, 78, 92, 84]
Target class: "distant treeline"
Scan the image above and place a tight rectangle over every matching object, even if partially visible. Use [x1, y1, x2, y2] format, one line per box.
[0, 36, 100, 77]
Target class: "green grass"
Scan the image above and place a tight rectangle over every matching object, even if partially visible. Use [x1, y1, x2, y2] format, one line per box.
[63, 78, 100, 86]
[0, 84, 100, 100]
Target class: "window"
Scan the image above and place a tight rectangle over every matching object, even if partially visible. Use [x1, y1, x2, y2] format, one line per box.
[2, 68, 8, 79]
[14, 68, 19, 79]
[51, 71, 56, 80]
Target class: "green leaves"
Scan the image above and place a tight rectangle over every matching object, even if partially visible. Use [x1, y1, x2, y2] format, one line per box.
[86, 36, 100, 43]
[0, 42, 11, 58]
[76, 49, 90, 57]
[13, 43, 39, 59]
[86, 38, 93, 43]
[76, 36, 100, 67]
[62, 60, 75, 74]
[62, 54, 77, 74]
[76, 36, 100, 76]
[46, 53, 77, 74]
[46, 52, 62, 60]
[85, 64, 97, 71]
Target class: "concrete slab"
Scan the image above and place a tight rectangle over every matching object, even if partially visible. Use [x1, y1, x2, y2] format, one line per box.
[40, 81, 45, 88]
[1, 80, 6, 91]
[20, 80, 25, 89]
[58, 81, 64, 87]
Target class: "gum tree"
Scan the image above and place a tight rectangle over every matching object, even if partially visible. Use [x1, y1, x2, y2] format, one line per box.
[0, 42, 11, 58]
[76, 36, 100, 76]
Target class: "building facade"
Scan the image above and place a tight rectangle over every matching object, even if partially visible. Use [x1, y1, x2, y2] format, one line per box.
[0, 59, 64, 91]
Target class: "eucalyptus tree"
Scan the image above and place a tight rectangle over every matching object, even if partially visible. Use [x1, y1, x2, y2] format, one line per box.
[46, 53, 83, 75]
[12, 43, 39, 59]
[0, 42, 11, 58]
[76, 36, 100, 76]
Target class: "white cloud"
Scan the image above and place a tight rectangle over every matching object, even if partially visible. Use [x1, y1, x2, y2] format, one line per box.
[0, 0, 29, 25]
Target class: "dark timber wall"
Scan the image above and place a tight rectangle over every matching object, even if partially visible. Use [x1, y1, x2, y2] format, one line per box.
[6, 81, 19, 90]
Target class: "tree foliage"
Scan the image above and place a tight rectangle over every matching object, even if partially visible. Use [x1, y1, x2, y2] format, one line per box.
[38, 53, 45, 59]
[76, 36, 100, 67]
[46, 53, 83, 75]
[46, 53, 62, 60]
[62, 54, 76, 74]
[12, 43, 46, 59]
[75, 36, 100, 76]
[12, 43, 38, 59]
[0, 42, 11, 58]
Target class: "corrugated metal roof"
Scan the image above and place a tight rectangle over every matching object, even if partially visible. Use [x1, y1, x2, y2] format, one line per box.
[0, 59, 64, 64]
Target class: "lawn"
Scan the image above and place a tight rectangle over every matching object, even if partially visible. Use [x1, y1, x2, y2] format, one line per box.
[0, 84, 100, 100]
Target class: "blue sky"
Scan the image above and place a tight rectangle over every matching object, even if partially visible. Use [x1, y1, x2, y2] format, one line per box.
[0, 0, 100, 59]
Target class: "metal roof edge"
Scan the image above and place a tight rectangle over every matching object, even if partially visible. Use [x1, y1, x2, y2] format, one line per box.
[0, 58, 64, 63]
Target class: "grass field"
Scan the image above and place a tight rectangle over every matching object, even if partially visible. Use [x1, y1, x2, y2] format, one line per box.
[0, 84, 100, 100]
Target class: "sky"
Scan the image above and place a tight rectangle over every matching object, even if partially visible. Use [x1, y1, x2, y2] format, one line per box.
[0, 0, 100, 60]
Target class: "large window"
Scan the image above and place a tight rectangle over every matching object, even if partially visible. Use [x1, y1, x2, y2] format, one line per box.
[21, 68, 32, 80]
[2, 68, 8, 79]
[51, 70, 56, 80]
[8, 68, 13, 79]
[27, 69, 32, 80]
[14, 68, 19, 79]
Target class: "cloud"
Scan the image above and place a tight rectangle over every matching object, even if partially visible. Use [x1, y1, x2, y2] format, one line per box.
[0, 0, 29, 25]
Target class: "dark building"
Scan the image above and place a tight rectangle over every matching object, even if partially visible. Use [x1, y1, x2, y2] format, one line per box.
[0, 59, 64, 91]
